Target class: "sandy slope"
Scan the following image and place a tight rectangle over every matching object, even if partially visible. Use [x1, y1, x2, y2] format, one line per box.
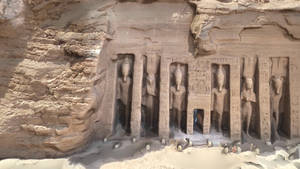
[1, 144, 300, 169]
[100, 146, 300, 169]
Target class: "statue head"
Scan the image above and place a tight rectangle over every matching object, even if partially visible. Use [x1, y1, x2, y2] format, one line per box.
[121, 58, 130, 82]
[216, 65, 225, 92]
[175, 64, 183, 91]
[245, 77, 253, 90]
[147, 73, 155, 85]
[272, 76, 284, 95]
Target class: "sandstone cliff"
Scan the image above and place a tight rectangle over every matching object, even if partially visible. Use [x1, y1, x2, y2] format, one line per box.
[0, 0, 113, 158]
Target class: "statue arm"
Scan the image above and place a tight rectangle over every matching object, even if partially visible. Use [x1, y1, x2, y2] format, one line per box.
[250, 92, 257, 103]
[241, 91, 246, 101]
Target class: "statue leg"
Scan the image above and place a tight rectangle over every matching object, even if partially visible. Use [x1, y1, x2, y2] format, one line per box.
[172, 108, 176, 128]
[177, 109, 181, 131]
[213, 111, 216, 130]
[178, 110, 181, 130]
[275, 111, 280, 136]
[150, 108, 154, 129]
[218, 112, 223, 132]
[246, 111, 252, 135]
[125, 105, 129, 131]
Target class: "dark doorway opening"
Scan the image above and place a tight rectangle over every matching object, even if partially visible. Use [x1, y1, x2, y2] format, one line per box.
[194, 109, 204, 133]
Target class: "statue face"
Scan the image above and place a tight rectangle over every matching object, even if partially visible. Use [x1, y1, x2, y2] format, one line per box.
[217, 74, 225, 90]
[147, 74, 155, 85]
[122, 63, 130, 82]
[245, 78, 253, 90]
[273, 76, 283, 95]
[175, 70, 182, 91]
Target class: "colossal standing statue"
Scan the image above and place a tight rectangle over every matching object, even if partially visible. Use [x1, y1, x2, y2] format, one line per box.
[142, 53, 160, 132]
[144, 73, 157, 129]
[270, 58, 288, 138]
[241, 57, 257, 136]
[117, 57, 132, 132]
[211, 64, 228, 132]
[170, 64, 186, 131]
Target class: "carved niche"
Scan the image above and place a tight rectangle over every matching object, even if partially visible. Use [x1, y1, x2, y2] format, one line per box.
[270, 57, 289, 139]
[169, 63, 188, 132]
[241, 57, 258, 137]
[142, 53, 160, 135]
[211, 64, 230, 134]
[116, 55, 134, 133]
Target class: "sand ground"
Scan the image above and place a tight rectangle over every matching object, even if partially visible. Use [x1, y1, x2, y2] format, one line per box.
[1, 141, 300, 169]
[1, 127, 299, 169]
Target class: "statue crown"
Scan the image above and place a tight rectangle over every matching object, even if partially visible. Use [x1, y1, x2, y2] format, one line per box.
[217, 65, 225, 79]
[175, 64, 182, 77]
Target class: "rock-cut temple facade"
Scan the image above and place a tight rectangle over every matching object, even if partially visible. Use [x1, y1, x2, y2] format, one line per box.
[1, 0, 300, 159]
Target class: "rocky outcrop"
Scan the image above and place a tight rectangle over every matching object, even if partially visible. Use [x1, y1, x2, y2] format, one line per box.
[0, 0, 113, 158]
[190, 0, 300, 57]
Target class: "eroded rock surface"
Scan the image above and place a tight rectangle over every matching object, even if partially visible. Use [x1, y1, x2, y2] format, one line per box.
[0, 0, 113, 158]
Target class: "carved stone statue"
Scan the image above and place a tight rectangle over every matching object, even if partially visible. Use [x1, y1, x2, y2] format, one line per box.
[211, 64, 228, 132]
[241, 57, 257, 136]
[241, 78, 256, 135]
[143, 73, 157, 129]
[170, 64, 186, 131]
[270, 58, 288, 138]
[271, 75, 284, 137]
[117, 57, 132, 132]
[142, 53, 160, 132]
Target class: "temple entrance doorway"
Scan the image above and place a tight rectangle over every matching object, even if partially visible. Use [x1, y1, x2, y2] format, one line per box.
[193, 109, 204, 134]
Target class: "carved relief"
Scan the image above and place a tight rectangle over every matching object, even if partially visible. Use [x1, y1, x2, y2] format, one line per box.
[211, 64, 229, 133]
[116, 56, 134, 133]
[170, 63, 187, 132]
[142, 53, 160, 134]
[270, 57, 289, 139]
[241, 57, 258, 136]
[189, 60, 210, 95]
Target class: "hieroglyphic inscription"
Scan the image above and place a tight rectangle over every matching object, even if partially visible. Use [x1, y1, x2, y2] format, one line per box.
[210, 57, 239, 65]
[131, 55, 143, 136]
[189, 60, 211, 95]
[290, 57, 300, 137]
[159, 58, 171, 138]
[258, 57, 271, 141]
[229, 58, 241, 141]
